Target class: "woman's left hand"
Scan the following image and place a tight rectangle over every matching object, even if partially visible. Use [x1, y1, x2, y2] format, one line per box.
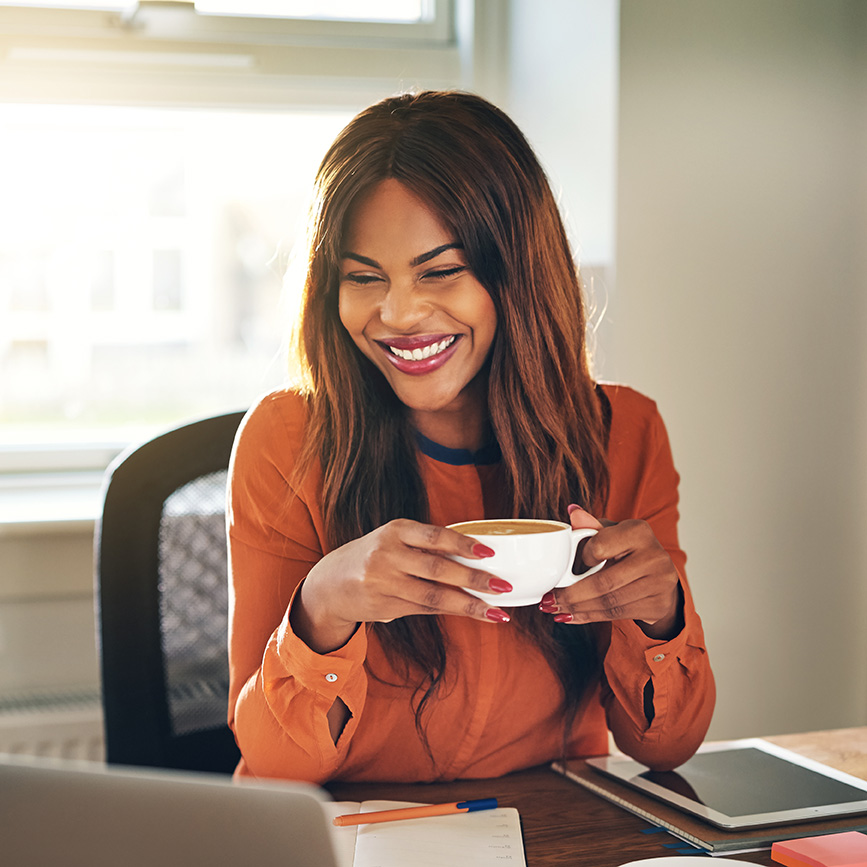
[539, 506, 684, 640]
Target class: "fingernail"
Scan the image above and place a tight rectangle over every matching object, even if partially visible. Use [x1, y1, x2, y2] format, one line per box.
[488, 577, 513, 593]
[472, 543, 496, 558]
[539, 591, 559, 613]
[553, 613, 574, 623]
[485, 609, 511, 623]
[567, 504, 584, 515]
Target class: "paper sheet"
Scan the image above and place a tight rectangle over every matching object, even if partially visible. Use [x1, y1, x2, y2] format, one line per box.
[324, 800, 525, 867]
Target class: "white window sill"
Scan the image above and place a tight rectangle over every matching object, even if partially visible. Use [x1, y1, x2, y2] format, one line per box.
[0, 473, 104, 536]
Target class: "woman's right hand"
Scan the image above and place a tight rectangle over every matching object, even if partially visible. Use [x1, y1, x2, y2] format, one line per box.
[290, 519, 512, 653]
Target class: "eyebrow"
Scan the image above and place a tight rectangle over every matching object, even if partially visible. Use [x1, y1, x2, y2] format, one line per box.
[340, 242, 464, 269]
[411, 243, 463, 267]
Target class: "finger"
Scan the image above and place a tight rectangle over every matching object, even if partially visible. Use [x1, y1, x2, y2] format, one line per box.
[567, 503, 604, 531]
[391, 544, 511, 595]
[552, 561, 679, 624]
[561, 544, 671, 606]
[567, 506, 610, 572]
[555, 592, 675, 625]
[575, 518, 656, 571]
[389, 519, 496, 560]
[560, 556, 636, 605]
[395, 579, 511, 624]
[552, 569, 675, 622]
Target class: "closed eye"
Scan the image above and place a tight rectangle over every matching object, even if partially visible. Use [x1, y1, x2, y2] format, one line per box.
[341, 272, 383, 286]
[423, 266, 467, 281]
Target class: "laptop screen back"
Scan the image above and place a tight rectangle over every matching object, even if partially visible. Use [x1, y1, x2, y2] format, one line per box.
[0, 755, 340, 867]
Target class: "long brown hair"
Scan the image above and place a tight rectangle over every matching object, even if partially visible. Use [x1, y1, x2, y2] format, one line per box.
[293, 91, 610, 759]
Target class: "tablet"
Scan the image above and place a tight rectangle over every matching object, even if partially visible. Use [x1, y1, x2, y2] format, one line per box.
[586, 739, 867, 829]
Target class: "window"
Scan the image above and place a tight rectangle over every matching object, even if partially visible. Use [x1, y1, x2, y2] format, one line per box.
[0, 0, 498, 476]
[0, 103, 352, 459]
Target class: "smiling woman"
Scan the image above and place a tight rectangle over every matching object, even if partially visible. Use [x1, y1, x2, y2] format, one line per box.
[226, 90, 715, 787]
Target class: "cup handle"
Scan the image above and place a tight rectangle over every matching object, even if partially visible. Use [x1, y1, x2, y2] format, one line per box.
[555, 528, 606, 589]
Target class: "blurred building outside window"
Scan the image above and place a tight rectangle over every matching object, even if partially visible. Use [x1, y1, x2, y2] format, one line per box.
[0, 104, 352, 463]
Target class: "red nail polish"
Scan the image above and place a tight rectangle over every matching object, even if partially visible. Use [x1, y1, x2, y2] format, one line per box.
[485, 609, 510, 623]
[539, 603, 558, 614]
[540, 591, 556, 606]
[488, 577, 513, 593]
[472, 543, 496, 558]
[553, 613, 573, 623]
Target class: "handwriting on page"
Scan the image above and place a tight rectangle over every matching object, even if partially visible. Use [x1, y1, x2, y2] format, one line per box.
[352, 808, 523, 866]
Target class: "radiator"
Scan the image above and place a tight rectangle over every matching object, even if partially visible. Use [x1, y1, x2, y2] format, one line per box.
[0, 687, 105, 762]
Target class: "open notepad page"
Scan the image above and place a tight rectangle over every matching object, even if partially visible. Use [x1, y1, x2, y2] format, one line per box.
[323, 800, 526, 867]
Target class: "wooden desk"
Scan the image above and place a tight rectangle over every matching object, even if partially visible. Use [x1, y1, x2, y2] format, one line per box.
[327, 728, 867, 867]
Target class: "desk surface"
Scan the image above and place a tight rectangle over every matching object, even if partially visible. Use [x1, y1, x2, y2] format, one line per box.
[327, 727, 867, 867]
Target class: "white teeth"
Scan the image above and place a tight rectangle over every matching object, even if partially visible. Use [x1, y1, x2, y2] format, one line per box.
[388, 336, 455, 361]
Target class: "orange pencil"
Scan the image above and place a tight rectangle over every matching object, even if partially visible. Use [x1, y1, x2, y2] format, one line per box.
[332, 798, 498, 827]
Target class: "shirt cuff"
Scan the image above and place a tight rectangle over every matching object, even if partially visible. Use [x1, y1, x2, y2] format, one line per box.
[609, 617, 690, 676]
[273, 582, 368, 702]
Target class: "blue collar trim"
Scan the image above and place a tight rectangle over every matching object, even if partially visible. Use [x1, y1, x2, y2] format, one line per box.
[415, 431, 501, 466]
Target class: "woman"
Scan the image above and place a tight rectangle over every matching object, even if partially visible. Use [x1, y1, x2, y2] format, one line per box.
[227, 90, 714, 784]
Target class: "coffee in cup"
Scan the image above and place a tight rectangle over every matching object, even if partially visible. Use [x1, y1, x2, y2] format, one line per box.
[448, 518, 606, 607]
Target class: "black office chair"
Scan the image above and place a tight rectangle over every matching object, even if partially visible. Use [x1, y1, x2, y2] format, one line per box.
[95, 410, 246, 774]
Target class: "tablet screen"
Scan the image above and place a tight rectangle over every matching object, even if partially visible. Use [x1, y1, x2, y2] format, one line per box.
[586, 739, 867, 829]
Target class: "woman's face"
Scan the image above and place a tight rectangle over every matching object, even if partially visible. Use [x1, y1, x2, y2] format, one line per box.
[338, 178, 497, 435]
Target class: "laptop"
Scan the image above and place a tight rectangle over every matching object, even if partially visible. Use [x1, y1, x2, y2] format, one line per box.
[0, 753, 341, 867]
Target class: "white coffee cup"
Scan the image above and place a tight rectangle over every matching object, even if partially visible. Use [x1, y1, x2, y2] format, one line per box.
[448, 518, 607, 607]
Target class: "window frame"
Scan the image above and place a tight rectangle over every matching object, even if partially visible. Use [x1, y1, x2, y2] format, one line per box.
[0, 0, 463, 109]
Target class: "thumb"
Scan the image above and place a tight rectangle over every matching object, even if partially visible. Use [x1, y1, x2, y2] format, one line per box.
[567, 503, 604, 531]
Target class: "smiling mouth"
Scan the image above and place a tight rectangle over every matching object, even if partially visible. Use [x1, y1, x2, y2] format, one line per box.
[382, 335, 457, 361]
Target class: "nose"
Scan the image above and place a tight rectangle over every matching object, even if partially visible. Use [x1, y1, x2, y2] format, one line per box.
[378, 280, 429, 332]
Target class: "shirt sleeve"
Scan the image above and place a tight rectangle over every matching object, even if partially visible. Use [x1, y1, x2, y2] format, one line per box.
[597, 387, 715, 770]
[226, 393, 370, 783]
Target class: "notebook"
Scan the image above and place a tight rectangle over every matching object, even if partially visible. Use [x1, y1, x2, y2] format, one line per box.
[0, 753, 340, 867]
[325, 800, 526, 867]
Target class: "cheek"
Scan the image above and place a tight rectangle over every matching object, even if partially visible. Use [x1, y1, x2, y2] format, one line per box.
[472, 290, 498, 348]
[338, 291, 374, 357]
[338, 291, 364, 338]
[337, 290, 352, 332]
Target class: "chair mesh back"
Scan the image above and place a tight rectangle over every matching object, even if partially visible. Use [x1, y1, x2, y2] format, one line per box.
[158, 469, 230, 737]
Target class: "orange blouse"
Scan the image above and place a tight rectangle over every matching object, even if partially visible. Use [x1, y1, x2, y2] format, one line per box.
[226, 383, 714, 783]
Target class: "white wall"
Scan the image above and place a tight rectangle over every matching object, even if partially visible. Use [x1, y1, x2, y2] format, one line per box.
[504, 0, 620, 375]
[0, 527, 99, 696]
[610, 0, 867, 737]
[506, 0, 619, 268]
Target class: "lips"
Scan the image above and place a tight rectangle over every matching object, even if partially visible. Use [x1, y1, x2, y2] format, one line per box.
[376, 334, 460, 375]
